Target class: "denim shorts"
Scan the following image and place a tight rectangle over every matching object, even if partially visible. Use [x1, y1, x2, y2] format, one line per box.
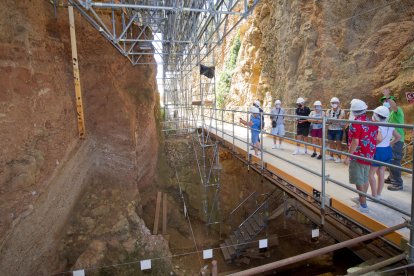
[328, 129, 343, 141]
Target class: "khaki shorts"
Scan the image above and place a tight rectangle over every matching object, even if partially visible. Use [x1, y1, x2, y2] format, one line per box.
[349, 160, 369, 186]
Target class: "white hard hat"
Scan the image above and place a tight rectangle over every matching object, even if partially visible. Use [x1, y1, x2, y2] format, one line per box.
[275, 100, 281, 105]
[350, 99, 368, 111]
[313, 100, 322, 106]
[254, 100, 261, 107]
[373, 106, 390, 119]
[250, 106, 260, 114]
[296, 97, 305, 104]
[330, 97, 340, 103]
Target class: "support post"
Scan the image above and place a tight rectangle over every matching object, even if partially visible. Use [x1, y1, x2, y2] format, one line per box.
[260, 112, 264, 170]
[68, 5, 86, 138]
[232, 111, 235, 152]
[410, 126, 414, 262]
[321, 116, 327, 226]
[221, 109, 224, 139]
[212, 260, 218, 276]
[246, 111, 249, 165]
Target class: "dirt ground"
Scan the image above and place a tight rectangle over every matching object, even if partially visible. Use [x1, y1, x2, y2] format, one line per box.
[139, 136, 363, 275]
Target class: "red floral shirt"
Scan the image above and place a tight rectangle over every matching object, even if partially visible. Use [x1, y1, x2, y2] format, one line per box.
[348, 114, 378, 165]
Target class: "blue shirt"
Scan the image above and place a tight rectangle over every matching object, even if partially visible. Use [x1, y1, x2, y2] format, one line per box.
[250, 115, 261, 134]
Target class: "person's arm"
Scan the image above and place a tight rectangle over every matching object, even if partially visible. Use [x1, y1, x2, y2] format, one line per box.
[390, 129, 402, 146]
[383, 88, 398, 112]
[239, 118, 253, 127]
[376, 131, 383, 144]
[345, 138, 359, 165]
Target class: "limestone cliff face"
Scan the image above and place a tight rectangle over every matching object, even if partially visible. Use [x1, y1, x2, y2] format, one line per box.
[0, 1, 161, 274]
[222, 0, 414, 123]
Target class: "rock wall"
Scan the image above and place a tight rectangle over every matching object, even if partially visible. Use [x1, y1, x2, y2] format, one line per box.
[221, 0, 414, 124]
[0, 1, 161, 274]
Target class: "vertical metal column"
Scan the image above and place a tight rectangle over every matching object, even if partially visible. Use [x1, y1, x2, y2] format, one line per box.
[260, 112, 264, 170]
[232, 111, 235, 151]
[68, 5, 86, 139]
[321, 116, 327, 226]
[410, 125, 414, 262]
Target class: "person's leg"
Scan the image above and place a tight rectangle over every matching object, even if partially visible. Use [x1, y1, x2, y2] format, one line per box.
[327, 130, 334, 158]
[368, 166, 378, 197]
[254, 141, 260, 155]
[350, 161, 369, 209]
[388, 141, 403, 188]
[279, 125, 285, 147]
[357, 183, 369, 205]
[303, 134, 309, 153]
[377, 166, 386, 196]
[312, 136, 317, 155]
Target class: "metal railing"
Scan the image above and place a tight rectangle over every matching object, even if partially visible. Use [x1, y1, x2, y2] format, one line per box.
[196, 107, 414, 259]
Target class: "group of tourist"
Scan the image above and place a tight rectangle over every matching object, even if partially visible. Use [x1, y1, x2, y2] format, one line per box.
[240, 89, 405, 213]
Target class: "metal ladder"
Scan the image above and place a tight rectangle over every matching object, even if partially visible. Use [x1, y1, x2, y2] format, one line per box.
[220, 190, 282, 262]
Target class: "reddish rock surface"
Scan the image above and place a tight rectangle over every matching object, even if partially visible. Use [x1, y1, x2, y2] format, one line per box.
[0, 1, 160, 274]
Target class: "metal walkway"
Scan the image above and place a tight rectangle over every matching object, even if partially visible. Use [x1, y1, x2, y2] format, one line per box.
[192, 107, 414, 263]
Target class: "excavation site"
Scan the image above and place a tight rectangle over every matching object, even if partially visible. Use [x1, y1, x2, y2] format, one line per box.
[1, 0, 414, 275]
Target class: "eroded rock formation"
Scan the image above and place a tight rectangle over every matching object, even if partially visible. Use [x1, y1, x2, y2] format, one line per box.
[0, 1, 166, 274]
[221, 0, 414, 124]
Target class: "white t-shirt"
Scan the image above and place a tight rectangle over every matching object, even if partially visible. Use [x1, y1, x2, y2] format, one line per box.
[326, 108, 345, 130]
[377, 126, 394, 148]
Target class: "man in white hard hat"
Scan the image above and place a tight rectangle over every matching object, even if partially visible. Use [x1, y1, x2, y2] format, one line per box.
[326, 97, 346, 162]
[345, 99, 378, 213]
[270, 100, 285, 149]
[293, 97, 311, 155]
[380, 89, 405, 191]
[253, 100, 265, 130]
[240, 106, 262, 156]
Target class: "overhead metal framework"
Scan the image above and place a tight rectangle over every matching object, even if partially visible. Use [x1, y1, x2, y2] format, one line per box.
[69, 0, 260, 68]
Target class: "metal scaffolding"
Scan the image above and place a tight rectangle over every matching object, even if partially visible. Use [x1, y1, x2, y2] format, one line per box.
[66, 0, 262, 232]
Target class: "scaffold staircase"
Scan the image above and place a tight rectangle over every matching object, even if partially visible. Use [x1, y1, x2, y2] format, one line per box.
[220, 190, 282, 262]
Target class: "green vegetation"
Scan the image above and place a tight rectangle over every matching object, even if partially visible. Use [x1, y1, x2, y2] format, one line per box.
[217, 34, 241, 108]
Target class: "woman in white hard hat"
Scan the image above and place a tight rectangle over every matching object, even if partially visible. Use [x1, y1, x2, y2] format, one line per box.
[240, 106, 262, 156]
[368, 106, 401, 200]
[326, 97, 346, 163]
[270, 100, 285, 149]
[293, 97, 311, 155]
[308, 101, 325, 159]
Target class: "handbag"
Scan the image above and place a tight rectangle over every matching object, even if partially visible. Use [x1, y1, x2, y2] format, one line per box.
[272, 108, 281, 128]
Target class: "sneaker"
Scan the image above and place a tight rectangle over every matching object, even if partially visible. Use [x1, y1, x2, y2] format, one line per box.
[326, 156, 334, 161]
[384, 178, 393, 184]
[272, 144, 277, 149]
[311, 152, 317, 158]
[317, 154, 322, 160]
[357, 205, 369, 213]
[292, 149, 300, 155]
[334, 157, 342, 163]
[301, 149, 307, 155]
[387, 185, 403, 191]
[278, 144, 283, 150]
[375, 195, 383, 201]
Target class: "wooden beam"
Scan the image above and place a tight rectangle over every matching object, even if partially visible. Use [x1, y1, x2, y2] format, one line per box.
[162, 193, 168, 235]
[153, 191, 162, 235]
[68, 5, 86, 138]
